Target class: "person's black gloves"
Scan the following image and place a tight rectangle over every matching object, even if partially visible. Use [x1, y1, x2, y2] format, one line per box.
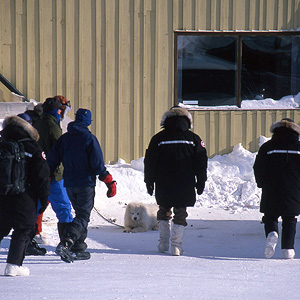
[38, 197, 49, 214]
[196, 182, 205, 195]
[146, 183, 154, 196]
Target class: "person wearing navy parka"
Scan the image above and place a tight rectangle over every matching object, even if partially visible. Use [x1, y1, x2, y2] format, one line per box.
[47, 108, 117, 263]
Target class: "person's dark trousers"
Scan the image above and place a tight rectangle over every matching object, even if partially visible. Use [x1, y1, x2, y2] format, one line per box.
[157, 206, 188, 226]
[0, 227, 33, 266]
[57, 222, 69, 241]
[262, 215, 279, 237]
[28, 223, 39, 241]
[71, 228, 88, 252]
[262, 214, 297, 249]
[64, 186, 95, 246]
[281, 216, 297, 249]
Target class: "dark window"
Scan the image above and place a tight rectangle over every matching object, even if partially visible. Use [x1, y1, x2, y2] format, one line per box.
[175, 32, 300, 107]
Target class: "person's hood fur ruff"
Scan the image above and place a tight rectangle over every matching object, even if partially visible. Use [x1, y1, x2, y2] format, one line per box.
[270, 119, 300, 135]
[160, 107, 193, 129]
[2, 115, 39, 141]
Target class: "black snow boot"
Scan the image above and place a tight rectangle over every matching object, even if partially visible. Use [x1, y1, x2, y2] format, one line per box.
[25, 238, 47, 256]
[55, 238, 74, 263]
[57, 222, 69, 241]
[72, 251, 91, 260]
[71, 228, 90, 260]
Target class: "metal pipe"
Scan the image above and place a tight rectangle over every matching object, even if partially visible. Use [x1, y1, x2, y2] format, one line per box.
[0, 73, 28, 102]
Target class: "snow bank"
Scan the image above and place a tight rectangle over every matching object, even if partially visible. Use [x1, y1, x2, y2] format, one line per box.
[199, 143, 260, 212]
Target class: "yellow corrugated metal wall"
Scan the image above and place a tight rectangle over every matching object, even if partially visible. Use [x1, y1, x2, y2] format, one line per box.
[1, 0, 300, 162]
[192, 109, 300, 157]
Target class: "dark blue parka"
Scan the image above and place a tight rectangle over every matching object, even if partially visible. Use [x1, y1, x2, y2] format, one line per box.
[47, 120, 107, 188]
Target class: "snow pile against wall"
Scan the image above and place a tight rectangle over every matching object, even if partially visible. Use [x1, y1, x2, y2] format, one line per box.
[201, 143, 260, 212]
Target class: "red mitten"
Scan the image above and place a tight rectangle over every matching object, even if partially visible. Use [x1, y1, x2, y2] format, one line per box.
[101, 173, 117, 198]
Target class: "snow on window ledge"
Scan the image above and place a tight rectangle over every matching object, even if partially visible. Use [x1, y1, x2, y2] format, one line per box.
[178, 92, 300, 111]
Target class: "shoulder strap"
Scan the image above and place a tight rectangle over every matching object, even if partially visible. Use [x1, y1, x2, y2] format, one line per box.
[17, 138, 33, 143]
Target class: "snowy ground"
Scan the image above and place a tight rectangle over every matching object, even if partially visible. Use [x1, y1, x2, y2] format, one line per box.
[1, 142, 300, 300]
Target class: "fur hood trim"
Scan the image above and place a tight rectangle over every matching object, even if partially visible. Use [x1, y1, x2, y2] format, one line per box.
[2, 115, 39, 141]
[160, 106, 193, 129]
[270, 119, 300, 135]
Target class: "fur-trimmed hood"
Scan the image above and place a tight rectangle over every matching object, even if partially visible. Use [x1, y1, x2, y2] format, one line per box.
[270, 119, 300, 135]
[160, 106, 193, 129]
[2, 115, 39, 141]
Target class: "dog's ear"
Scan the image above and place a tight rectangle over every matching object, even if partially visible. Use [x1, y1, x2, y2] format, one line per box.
[127, 203, 132, 208]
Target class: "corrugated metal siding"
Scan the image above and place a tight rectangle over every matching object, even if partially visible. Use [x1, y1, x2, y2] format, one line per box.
[192, 109, 300, 157]
[1, 0, 300, 162]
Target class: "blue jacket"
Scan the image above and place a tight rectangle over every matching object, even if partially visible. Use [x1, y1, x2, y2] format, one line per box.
[47, 121, 107, 187]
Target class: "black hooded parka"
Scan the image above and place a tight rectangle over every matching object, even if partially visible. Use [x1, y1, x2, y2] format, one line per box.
[253, 119, 300, 216]
[144, 107, 208, 208]
[0, 116, 50, 228]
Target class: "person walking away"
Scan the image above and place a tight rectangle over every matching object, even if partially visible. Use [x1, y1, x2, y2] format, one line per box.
[22, 104, 44, 241]
[0, 115, 50, 276]
[144, 106, 208, 256]
[32, 97, 73, 254]
[254, 118, 300, 259]
[16, 113, 48, 255]
[47, 108, 117, 263]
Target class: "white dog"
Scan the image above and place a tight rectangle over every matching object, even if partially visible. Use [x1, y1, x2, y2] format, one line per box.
[124, 202, 159, 233]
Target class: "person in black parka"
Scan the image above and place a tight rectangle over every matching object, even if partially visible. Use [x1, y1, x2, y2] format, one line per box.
[0, 115, 50, 276]
[144, 106, 208, 256]
[253, 118, 300, 259]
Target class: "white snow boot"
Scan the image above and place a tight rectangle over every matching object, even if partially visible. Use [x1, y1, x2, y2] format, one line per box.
[282, 249, 295, 259]
[4, 263, 30, 276]
[264, 231, 278, 258]
[157, 220, 171, 252]
[171, 224, 185, 256]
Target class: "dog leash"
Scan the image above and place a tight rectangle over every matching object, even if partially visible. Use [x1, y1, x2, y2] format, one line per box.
[93, 206, 125, 229]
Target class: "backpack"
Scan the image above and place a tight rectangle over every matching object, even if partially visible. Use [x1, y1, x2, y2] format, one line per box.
[0, 138, 29, 195]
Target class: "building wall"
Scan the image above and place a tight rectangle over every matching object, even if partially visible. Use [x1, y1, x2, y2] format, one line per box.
[192, 109, 300, 157]
[1, 0, 300, 162]
[0, 82, 10, 102]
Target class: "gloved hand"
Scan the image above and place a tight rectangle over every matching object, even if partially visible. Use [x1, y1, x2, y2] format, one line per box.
[146, 183, 154, 196]
[99, 172, 117, 198]
[38, 197, 49, 214]
[196, 182, 205, 195]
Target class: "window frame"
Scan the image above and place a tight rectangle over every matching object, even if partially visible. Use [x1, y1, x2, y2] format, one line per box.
[174, 31, 300, 108]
